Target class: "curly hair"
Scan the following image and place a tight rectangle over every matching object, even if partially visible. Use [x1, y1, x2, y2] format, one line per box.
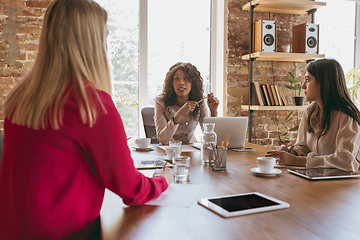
[160, 62, 204, 116]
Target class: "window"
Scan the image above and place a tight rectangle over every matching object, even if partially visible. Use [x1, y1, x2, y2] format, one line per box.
[96, 0, 224, 138]
[315, 0, 357, 73]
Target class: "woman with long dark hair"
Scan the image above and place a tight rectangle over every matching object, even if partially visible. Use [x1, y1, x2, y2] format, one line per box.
[155, 62, 219, 144]
[267, 58, 360, 172]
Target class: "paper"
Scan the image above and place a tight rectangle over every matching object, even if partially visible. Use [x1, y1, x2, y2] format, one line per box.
[158, 144, 199, 152]
[145, 184, 203, 208]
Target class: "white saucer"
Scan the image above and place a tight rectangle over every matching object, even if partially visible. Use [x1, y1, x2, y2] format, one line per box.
[133, 146, 154, 151]
[251, 168, 282, 176]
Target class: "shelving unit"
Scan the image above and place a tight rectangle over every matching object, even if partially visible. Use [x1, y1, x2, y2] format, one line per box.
[241, 52, 325, 62]
[242, 0, 326, 142]
[240, 105, 308, 111]
[242, 0, 326, 15]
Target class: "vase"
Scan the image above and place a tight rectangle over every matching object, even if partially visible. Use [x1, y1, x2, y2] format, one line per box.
[294, 96, 304, 106]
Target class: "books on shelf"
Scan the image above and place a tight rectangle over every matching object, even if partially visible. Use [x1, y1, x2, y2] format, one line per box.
[251, 84, 288, 106]
[266, 84, 275, 106]
[274, 85, 283, 106]
[252, 82, 265, 106]
[260, 84, 270, 106]
[278, 85, 288, 106]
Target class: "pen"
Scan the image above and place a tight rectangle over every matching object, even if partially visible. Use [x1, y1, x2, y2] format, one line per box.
[197, 95, 209, 104]
[224, 135, 229, 147]
[163, 161, 168, 169]
[280, 144, 292, 151]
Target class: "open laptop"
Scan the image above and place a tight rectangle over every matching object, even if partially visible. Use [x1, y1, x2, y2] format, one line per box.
[202, 117, 248, 149]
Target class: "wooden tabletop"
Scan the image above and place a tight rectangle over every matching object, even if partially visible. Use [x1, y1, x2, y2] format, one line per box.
[100, 143, 360, 240]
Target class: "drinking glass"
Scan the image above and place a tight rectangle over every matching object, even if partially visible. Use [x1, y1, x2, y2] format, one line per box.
[173, 156, 190, 183]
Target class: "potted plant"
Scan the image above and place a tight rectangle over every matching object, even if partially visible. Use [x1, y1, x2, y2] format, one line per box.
[271, 111, 299, 146]
[346, 66, 360, 104]
[285, 71, 304, 106]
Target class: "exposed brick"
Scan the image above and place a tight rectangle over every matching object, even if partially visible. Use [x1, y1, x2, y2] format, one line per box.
[26, 1, 51, 8]
[17, 26, 41, 34]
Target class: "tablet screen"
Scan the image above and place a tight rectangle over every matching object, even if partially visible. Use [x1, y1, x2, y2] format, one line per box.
[288, 168, 360, 180]
[208, 194, 280, 212]
[198, 192, 289, 218]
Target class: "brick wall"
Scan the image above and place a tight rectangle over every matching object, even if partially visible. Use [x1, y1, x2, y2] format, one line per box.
[225, 0, 312, 148]
[0, 0, 51, 132]
[0, 0, 312, 148]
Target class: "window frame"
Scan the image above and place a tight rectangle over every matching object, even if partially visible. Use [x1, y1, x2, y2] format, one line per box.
[138, 0, 225, 137]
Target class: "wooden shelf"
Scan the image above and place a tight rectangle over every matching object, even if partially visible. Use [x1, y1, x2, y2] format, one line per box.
[242, 0, 326, 15]
[241, 105, 308, 111]
[241, 52, 325, 62]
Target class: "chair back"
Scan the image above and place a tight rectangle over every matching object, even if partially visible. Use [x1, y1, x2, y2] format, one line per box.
[141, 107, 159, 144]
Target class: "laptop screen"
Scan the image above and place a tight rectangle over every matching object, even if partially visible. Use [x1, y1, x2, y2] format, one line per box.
[203, 117, 248, 149]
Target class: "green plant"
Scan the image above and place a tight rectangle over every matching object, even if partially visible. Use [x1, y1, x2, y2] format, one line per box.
[346, 66, 360, 102]
[285, 71, 303, 97]
[271, 111, 299, 143]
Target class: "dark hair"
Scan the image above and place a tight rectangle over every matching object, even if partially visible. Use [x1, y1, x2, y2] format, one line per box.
[305, 58, 360, 135]
[160, 62, 204, 116]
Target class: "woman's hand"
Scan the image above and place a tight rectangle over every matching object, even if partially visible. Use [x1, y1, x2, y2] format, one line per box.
[173, 101, 198, 124]
[153, 168, 172, 186]
[207, 93, 219, 117]
[265, 150, 306, 167]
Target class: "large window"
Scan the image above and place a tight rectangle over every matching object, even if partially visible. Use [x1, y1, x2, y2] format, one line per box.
[96, 0, 223, 139]
[315, 0, 357, 74]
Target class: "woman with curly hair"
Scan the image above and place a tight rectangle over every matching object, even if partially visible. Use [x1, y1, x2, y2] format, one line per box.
[267, 58, 360, 172]
[154, 62, 219, 144]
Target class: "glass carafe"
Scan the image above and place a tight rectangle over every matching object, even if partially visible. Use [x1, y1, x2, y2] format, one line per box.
[201, 123, 217, 165]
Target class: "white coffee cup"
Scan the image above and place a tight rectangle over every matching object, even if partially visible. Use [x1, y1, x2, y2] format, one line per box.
[135, 138, 151, 148]
[257, 157, 276, 173]
[166, 147, 177, 162]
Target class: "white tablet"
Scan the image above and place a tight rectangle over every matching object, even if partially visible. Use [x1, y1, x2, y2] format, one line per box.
[198, 192, 289, 218]
[288, 168, 360, 180]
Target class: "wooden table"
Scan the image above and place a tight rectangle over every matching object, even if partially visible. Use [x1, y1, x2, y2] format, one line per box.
[100, 143, 360, 240]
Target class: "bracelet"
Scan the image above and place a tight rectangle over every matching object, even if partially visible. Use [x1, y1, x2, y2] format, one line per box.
[171, 116, 179, 125]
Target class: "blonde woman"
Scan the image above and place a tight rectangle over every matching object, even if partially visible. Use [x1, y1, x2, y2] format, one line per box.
[0, 0, 172, 239]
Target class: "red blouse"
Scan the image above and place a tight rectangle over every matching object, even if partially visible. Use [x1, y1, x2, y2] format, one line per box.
[0, 85, 168, 239]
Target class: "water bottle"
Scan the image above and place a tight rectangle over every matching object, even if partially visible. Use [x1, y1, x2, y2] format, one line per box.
[201, 123, 217, 165]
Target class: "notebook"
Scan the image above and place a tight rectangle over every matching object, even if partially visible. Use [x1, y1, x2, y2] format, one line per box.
[203, 117, 248, 149]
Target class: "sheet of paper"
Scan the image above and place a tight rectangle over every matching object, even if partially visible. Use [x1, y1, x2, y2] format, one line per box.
[158, 144, 199, 152]
[145, 184, 203, 208]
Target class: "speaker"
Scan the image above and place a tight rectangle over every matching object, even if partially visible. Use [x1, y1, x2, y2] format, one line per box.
[292, 23, 319, 54]
[253, 20, 276, 52]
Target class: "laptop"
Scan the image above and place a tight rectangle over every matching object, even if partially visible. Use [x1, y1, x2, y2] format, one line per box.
[203, 117, 248, 149]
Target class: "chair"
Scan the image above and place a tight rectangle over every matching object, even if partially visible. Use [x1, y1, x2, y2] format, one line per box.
[141, 107, 159, 144]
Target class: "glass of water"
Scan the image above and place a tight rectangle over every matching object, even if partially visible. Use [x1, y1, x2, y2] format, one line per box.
[169, 140, 182, 158]
[173, 156, 190, 183]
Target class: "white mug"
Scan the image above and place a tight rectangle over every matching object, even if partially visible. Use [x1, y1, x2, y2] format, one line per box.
[257, 157, 276, 173]
[135, 138, 151, 148]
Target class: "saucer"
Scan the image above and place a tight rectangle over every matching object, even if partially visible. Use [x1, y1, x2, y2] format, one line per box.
[251, 168, 282, 176]
[133, 146, 154, 151]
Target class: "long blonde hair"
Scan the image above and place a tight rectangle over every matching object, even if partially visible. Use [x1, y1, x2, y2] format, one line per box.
[4, 0, 111, 130]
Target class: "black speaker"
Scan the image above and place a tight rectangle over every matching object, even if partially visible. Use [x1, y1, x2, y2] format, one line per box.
[292, 23, 319, 54]
[253, 20, 276, 52]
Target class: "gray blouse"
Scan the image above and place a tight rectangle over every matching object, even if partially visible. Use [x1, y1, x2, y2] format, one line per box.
[154, 97, 208, 144]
